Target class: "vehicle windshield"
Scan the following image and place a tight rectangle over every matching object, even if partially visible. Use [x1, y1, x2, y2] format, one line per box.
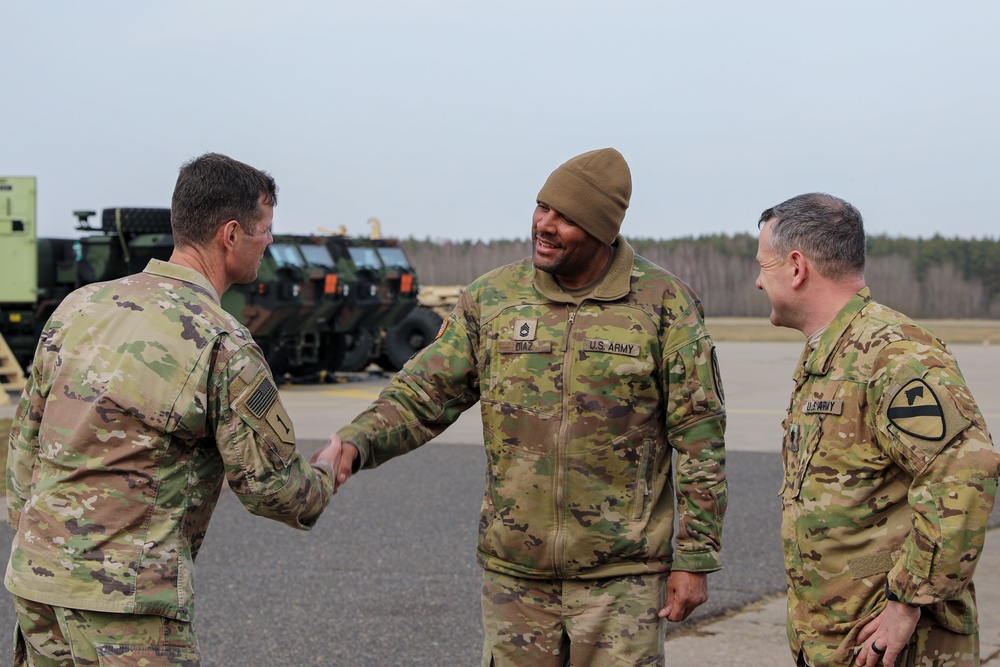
[347, 246, 383, 270]
[299, 244, 336, 269]
[376, 247, 411, 269]
[269, 243, 305, 267]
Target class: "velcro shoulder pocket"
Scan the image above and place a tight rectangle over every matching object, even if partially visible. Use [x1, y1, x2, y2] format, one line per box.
[881, 363, 970, 472]
[231, 360, 296, 467]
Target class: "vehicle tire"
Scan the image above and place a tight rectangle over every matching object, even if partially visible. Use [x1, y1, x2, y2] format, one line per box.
[338, 328, 374, 372]
[101, 207, 173, 234]
[382, 307, 443, 371]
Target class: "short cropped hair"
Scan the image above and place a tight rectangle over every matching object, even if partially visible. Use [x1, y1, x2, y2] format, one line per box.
[171, 152, 278, 247]
[758, 193, 865, 280]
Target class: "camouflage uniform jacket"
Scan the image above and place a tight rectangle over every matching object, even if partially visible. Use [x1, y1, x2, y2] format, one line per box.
[781, 288, 999, 664]
[5, 259, 333, 621]
[338, 238, 727, 580]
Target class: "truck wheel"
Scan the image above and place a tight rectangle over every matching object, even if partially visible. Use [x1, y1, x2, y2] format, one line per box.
[338, 329, 374, 372]
[382, 307, 443, 371]
[101, 208, 173, 234]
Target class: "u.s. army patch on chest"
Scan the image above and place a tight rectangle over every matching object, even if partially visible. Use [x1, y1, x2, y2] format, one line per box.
[804, 399, 843, 415]
[887, 378, 945, 440]
[583, 338, 640, 357]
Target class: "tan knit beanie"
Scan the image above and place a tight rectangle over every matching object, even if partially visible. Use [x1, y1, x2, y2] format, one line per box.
[536, 147, 632, 245]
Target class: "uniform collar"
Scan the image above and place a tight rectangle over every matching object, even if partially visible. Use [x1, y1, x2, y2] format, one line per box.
[143, 259, 222, 304]
[532, 236, 634, 304]
[800, 287, 873, 377]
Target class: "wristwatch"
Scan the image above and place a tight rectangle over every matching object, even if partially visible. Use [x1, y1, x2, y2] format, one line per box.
[885, 582, 919, 607]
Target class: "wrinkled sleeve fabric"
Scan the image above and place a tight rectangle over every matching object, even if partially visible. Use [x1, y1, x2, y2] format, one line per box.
[6, 347, 46, 528]
[661, 301, 728, 573]
[338, 293, 480, 470]
[874, 344, 1000, 605]
[211, 338, 333, 530]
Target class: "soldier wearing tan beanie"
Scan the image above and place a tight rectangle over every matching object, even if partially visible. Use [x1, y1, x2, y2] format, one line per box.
[532, 147, 635, 290]
[331, 146, 727, 666]
[536, 147, 632, 246]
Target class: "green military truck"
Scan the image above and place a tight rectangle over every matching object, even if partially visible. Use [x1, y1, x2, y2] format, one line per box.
[331, 237, 443, 372]
[0, 177, 39, 373]
[0, 180, 434, 381]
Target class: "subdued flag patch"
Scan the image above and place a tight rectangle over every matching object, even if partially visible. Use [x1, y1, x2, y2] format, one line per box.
[887, 378, 945, 440]
[246, 377, 278, 418]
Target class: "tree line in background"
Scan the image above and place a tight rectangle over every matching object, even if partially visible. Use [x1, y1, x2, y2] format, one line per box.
[400, 234, 1000, 319]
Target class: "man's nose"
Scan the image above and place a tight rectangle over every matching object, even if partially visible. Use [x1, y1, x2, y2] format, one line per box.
[535, 209, 559, 233]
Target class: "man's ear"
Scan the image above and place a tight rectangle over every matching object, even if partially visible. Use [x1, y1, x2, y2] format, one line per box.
[788, 250, 808, 289]
[219, 220, 242, 250]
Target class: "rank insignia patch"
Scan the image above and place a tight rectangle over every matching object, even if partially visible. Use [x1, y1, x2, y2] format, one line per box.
[887, 378, 945, 440]
[513, 318, 537, 341]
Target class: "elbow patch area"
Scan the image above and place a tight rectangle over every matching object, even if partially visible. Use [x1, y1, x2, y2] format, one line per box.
[907, 475, 998, 592]
[711, 480, 728, 523]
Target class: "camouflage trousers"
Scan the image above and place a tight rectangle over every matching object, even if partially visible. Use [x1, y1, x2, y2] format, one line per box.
[12, 596, 200, 666]
[481, 570, 667, 667]
[795, 618, 980, 667]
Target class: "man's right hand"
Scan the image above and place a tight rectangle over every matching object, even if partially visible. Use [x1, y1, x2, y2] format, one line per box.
[311, 434, 358, 493]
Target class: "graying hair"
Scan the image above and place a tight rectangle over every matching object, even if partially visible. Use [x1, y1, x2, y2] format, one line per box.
[758, 193, 865, 279]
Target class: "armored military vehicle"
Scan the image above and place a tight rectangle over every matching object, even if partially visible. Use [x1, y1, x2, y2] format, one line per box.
[328, 237, 441, 372]
[0, 176, 174, 368]
[0, 182, 432, 380]
[0, 176, 42, 381]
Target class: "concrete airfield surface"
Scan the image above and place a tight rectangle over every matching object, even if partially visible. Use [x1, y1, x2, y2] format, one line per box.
[0, 341, 997, 665]
[284, 340, 1000, 454]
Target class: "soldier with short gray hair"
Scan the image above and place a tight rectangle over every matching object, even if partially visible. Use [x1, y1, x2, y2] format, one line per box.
[5, 152, 341, 665]
[755, 193, 1000, 666]
[327, 147, 729, 665]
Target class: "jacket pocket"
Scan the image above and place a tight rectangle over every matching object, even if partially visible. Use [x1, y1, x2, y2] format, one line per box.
[784, 416, 824, 501]
[710, 480, 728, 523]
[632, 438, 655, 520]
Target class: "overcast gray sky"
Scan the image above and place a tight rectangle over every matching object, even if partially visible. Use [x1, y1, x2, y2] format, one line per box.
[5, 1, 998, 242]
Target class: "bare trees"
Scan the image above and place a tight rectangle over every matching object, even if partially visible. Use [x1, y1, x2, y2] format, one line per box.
[401, 234, 1000, 319]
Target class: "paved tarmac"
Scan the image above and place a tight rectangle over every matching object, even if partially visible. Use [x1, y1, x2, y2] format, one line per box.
[662, 529, 1000, 666]
[0, 341, 998, 665]
[662, 342, 1000, 666]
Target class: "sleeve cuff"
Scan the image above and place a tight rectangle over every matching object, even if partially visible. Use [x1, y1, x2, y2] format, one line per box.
[672, 549, 722, 573]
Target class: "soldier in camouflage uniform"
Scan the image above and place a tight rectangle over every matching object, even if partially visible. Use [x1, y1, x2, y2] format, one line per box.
[328, 148, 728, 665]
[755, 193, 1000, 666]
[5, 153, 341, 666]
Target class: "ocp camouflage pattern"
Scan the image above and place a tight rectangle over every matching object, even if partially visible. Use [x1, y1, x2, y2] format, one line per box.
[338, 238, 727, 580]
[480, 569, 667, 665]
[13, 594, 200, 666]
[6, 259, 333, 622]
[780, 288, 999, 665]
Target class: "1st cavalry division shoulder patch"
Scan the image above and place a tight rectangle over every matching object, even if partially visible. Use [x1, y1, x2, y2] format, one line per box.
[887, 378, 945, 440]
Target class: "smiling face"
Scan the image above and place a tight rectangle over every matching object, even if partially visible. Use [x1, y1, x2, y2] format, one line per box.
[755, 218, 794, 328]
[531, 202, 609, 289]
